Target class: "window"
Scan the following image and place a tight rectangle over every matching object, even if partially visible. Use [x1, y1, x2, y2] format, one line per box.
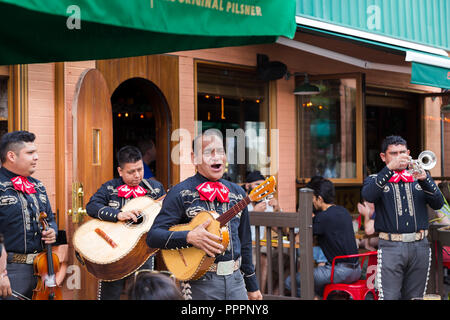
[196, 63, 270, 183]
[297, 74, 363, 184]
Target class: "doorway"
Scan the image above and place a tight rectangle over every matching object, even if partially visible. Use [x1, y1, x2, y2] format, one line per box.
[365, 87, 420, 175]
[110, 77, 171, 187]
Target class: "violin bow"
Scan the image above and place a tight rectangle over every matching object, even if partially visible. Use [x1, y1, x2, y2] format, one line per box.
[11, 290, 31, 300]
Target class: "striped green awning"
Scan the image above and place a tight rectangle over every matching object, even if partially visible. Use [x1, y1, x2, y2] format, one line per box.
[296, 0, 449, 52]
[296, 0, 450, 89]
[297, 24, 450, 90]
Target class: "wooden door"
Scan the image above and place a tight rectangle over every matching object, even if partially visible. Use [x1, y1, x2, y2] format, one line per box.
[68, 69, 113, 300]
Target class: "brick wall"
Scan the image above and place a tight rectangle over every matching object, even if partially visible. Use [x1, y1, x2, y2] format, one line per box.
[28, 63, 56, 208]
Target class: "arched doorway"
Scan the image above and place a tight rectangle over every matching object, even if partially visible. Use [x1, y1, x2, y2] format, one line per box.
[110, 77, 172, 188]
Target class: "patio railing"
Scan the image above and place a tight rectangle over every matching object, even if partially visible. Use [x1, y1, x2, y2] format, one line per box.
[249, 188, 314, 300]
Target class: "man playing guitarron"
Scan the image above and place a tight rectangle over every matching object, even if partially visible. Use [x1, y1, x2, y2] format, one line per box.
[147, 129, 262, 300]
[86, 145, 166, 300]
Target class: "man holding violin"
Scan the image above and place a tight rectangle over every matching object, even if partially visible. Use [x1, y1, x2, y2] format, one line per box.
[0, 131, 57, 300]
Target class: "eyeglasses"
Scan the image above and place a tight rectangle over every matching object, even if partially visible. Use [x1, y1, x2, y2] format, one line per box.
[202, 148, 226, 157]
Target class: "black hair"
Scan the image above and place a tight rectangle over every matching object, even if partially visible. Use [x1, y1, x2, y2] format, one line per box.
[128, 272, 183, 300]
[381, 135, 407, 153]
[306, 175, 335, 204]
[246, 170, 265, 183]
[116, 145, 142, 168]
[0, 131, 36, 163]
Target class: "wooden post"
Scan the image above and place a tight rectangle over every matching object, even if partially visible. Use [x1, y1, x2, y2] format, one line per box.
[298, 187, 314, 300]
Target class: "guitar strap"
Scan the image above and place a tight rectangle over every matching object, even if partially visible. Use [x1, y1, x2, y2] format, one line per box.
[141, 179, 156, 196]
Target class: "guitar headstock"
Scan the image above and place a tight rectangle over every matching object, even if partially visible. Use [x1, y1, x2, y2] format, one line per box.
[249, 176, 276, 202]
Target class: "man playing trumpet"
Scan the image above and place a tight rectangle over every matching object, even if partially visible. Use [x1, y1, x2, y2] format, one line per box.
[362, 135, 443, 300]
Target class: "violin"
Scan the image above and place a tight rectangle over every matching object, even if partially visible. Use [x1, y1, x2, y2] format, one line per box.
[32, 212, 62, 300]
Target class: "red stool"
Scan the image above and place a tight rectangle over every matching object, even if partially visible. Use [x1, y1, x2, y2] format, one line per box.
[443, 246, 450, 267]
[323, 251, 378, 300]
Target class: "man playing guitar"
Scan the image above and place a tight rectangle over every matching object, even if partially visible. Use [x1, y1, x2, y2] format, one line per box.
[86, 145, 165, 300]
[147, 129, 262, 300]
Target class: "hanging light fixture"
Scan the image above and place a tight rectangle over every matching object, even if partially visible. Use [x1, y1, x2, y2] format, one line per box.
[293, 73, 320, 96]
[286, 72, 320, 96]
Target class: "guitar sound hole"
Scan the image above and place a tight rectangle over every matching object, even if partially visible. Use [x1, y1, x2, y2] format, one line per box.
[127, 215, 144, 227]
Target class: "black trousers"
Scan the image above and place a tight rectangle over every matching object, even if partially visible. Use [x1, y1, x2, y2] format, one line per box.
[0, 263, 36, 300]
[98, 256, 154, 300]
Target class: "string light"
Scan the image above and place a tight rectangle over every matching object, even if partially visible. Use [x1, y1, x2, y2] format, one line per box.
[221, 98, 226, 120]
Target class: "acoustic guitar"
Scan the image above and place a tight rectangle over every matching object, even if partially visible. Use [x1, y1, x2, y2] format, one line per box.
[161, 176, 276, 281]
[73, 196, 163, 281]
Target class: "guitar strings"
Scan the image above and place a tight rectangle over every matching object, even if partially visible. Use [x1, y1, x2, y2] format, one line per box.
[124, 211, 145, 227]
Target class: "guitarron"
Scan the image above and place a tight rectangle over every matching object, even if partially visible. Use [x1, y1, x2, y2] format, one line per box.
[161, 176, 276, 281]
[73, 196, 162, 281]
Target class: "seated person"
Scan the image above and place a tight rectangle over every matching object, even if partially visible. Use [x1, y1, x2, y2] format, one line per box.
[245, 170, 280, 241]
[356, 201, 379, 251]
[138, 139, 157, 180]
[434, 182, 450, 225]
[285, 176, 361, 299]
[285, 245, 328, 297]
[245, 170, 282, 294]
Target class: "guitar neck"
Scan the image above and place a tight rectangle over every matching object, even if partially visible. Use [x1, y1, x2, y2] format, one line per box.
[216, 196, 251, 227]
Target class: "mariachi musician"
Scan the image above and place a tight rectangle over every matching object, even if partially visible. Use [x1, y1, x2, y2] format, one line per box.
[147, 130, 262, 300]
[362, 135, 443, 300]
[86, 145, 165, 300]
[0, 131, 57, 300]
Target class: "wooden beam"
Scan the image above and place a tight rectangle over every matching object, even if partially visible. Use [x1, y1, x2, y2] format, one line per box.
[54, 62, 66, 230]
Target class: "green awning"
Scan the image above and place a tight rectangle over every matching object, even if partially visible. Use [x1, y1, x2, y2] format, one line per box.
[0, 0, 296, 65]
[296, 0, 449, 52]
[411, 63, 450, 89]
[406, 51, 450, 89]
[297, 24, 450, 90]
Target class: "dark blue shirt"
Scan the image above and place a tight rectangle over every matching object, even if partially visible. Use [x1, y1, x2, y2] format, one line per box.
[361, 166, 444, 233]
[143, 162, 155, 179]
[0, 167, 57, 254]
[147, 172, 258, 292]
[313, 205, 359, 264]
[86, 177, 165, 222]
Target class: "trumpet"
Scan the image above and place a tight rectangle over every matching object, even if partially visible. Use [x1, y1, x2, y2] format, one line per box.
[408, 150, 436, 175]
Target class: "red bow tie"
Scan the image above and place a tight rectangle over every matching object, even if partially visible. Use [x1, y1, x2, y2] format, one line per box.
[11, 176, 36, 194]
[117, 184, 147, 199]
[388, 170, 414, 183]
[196, 181, 230, 203]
